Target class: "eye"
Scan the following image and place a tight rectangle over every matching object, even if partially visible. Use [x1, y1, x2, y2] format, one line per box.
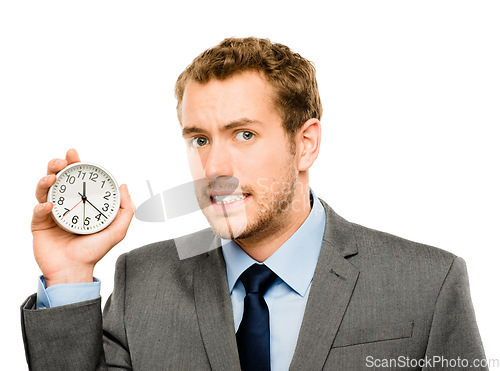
[235, 131, 254, 141]
[190, 137, 209, 148]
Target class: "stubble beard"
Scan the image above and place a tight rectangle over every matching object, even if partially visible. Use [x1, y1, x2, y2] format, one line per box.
[198, 162, 298, 241]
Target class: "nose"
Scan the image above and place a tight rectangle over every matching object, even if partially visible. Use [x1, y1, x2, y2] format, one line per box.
[204, 140, 233, 178]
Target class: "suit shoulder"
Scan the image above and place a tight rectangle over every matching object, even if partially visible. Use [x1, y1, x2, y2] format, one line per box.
[348, 220, 458, 271]
[121, 228, 217, 268]
[333, 219, 466, 299]
[321, 200, 458, 273]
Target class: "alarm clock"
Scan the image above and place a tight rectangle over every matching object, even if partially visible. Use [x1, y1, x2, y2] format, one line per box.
[47, 162, 120, 234]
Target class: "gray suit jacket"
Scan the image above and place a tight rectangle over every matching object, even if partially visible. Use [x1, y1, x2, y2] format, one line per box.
[21, 201, 487, 370]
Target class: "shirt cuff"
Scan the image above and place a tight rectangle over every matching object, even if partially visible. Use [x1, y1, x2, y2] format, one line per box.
[36, 275, 101, 309]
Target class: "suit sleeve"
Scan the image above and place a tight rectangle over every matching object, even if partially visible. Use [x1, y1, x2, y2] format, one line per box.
[21, 294, 107, 370]
[424, 256, 488, 370]
[21, 254, 132, 371]
[102, 253, 133, 369]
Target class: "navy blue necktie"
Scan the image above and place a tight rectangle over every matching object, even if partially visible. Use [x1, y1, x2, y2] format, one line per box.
[236, 264, 277, 371]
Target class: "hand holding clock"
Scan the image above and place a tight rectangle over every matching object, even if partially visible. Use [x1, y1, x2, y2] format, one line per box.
[31, 149, 136, 288]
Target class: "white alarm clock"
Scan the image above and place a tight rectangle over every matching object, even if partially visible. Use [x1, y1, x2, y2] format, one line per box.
[47, 162, 120, 234]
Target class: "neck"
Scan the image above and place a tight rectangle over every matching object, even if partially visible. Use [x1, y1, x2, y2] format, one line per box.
[235, 181, 311, 263]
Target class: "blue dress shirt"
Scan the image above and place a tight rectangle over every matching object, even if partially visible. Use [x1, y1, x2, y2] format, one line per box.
[222, 191, 325, 371]
[37, 191, 326, 371]
[36, 275, 101, 309]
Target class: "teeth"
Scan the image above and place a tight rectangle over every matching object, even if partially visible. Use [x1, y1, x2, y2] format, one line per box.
[212, 194, 247, 204]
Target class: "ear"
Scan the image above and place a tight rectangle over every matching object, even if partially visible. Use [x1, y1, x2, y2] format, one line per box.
[296, 118, 321, 172]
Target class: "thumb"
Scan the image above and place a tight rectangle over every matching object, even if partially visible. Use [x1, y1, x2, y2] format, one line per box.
[101, 184, 135, 245]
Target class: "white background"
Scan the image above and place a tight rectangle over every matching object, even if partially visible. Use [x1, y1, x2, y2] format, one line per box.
[1, 0, 499, 368]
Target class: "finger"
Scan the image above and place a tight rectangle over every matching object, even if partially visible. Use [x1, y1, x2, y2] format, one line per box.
[105, 184, 135, 244]
[31, 202, 54, 232]
[46, 149, 80, 176]
[120, 184, 136, 214]
[42, 150, 80, 200]
[47, 158, 68, 176]
[35, 174, 56, 203]
[65, 148, 81, 164]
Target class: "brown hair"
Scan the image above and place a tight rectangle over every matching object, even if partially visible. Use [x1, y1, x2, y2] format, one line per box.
[175, 37, 322, 136]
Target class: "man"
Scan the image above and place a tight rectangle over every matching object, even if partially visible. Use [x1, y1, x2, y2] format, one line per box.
[22, 37, 486, 370]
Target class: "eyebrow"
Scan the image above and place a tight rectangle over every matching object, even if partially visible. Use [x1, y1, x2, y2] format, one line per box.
[182, 126, 205, 136]
[182, 118, 263, 136]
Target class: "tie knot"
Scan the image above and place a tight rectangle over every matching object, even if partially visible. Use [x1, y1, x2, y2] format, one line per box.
[239, 264, 277, 295]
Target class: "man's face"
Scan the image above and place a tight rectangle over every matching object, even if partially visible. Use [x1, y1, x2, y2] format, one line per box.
[181, 71, 301, 241]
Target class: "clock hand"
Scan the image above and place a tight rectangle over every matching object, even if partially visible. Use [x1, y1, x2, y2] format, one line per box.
[82, 181, 87, 225]
[62, 199, 83, 217]
[78, 192, 108, 219]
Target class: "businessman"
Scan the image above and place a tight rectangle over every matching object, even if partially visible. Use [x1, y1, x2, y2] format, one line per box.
[22, 37, 487, 370]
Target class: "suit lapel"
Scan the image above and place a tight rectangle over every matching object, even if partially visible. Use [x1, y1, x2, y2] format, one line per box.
[289, 201, 360, 370]
[193, 237, 241, 370]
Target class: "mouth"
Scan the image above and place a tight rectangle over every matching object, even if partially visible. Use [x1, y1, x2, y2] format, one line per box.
[210, 193, 250, 205]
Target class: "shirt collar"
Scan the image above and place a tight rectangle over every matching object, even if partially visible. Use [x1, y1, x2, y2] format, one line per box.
[222, 189, 326, 297]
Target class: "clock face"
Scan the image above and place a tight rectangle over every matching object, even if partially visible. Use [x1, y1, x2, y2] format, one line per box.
[48, 162, 121, 235]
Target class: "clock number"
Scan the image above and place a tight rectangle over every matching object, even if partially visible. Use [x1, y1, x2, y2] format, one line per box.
[84, 217, 91, 226]
[95, 214, 102, 221]
[102, 203, 109, 212]
[65, 174, 76, 184]
[77, 171, 86, 180]
[89, 172, 98, 182]
[103, 191, 111, 200]
[72, 215, 79, 224]
[57, 197, 65, 205]
[63, 208, 70, 216]
[59, 185, 66, 193]
[101, 180, 105, 188]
